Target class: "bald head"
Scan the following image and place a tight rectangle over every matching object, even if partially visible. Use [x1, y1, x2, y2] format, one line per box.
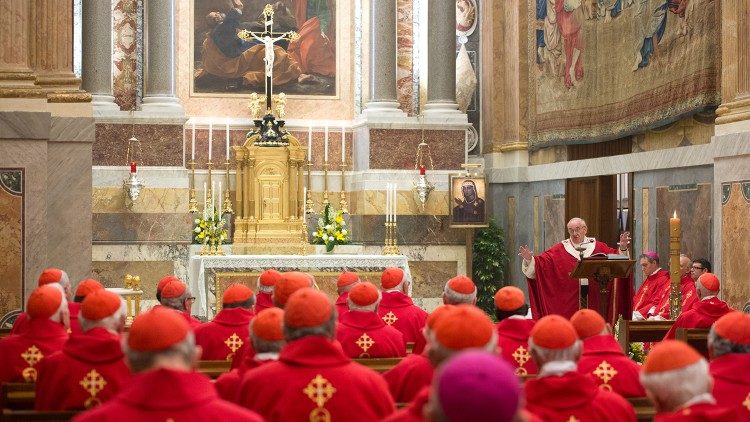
[566, 218, 588, 244]
[679, 254, 692, 277]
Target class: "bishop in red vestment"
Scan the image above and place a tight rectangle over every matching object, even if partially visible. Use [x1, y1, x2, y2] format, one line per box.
[158, 278, 202, 329]
[632, 252, 671, 320]
[377, 267, 428, 343]
[708, 312, 750, 417]
[35, 290, 131, 410]
[0, 285, 69, 384]
[236, 288, 395, 421]
[519, 218, 632, 322]
[73, 306, 262, 422]
[664, 273, 733, 340]
[571, 309, 646, 397]
[253, 269, 281, 314]
[195, 284, 256, 361]
[336, 282, 405, 358]
[524, 315, 636, 421]
[494, 286, 537, 376]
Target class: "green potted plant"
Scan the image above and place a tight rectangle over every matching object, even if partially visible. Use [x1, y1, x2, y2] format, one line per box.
[472, 218, 509, 315]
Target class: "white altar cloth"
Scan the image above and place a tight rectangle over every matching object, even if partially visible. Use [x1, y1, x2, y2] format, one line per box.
[189, 254, 411, 318]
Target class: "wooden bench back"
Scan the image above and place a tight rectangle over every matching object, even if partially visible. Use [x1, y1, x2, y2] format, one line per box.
[616, 320, 674, 353]
[197, 360, 232, 379]
[352, 357, 403, 373]
[2, 409, 78, 421]
[1, 383, 35, 411]
[0, 328, 11, 339]
[675, 328, 710, 356]
[627, 396, 656, 422]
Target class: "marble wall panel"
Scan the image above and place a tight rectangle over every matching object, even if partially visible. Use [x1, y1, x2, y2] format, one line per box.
[543, 195, 565, 250]
[93, 213, 193, 242]
[655, 184, 711, 261]
[410, 261, 457, 298]
[91, 260, 176, 300]
[93, 187, 190, 213]
[353, 189, 449, 216]
[112, 0, 138, 110]
[0, 169, 24, 321]
[720, 182, 750, 310]
[396, 0, 415, 115]
[94, 123, 184, 166]
[348, 215, 466, 245]
[369, 129, 465, 170]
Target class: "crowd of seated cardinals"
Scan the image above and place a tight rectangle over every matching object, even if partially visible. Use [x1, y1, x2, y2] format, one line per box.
[0, 266, 748, 422]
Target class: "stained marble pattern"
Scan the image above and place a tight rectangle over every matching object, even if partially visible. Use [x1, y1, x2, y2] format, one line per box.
[396, 0, 415, 115]
[91, 260, 176, 300]
[93, 187, 190, 213]
[347, 215, 466, 245]
[721, 182, 750, 310]
[93, 213, 192, 242]
[410, 261, 457, 298]
[94, 123, 184, 166]
[656, 184, 711, 260]
[0, 169, 23, 321]
[543, 195, 566, 249]
[369, 129, 465, 170]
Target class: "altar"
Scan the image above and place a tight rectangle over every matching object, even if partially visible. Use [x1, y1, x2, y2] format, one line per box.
[189, 254, 412, 318]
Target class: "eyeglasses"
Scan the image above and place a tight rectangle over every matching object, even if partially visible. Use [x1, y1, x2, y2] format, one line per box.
[567, 226, 585, 233]
[186, 297, 196, 303]
[690, 266, 705, 271]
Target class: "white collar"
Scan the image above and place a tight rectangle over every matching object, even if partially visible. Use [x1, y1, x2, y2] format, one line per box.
[254, 352, 280, 361]
[538, 360, 578, 378]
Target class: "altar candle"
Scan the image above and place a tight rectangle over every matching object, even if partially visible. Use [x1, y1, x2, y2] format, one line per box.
[307, 126, 313, 161]
[130, 161, 137, 173]
[191, 122, 196, 161]
[385, 184, 390, 223]
[393, 184, 397, 223]
[218, 182, 222, 216]
[225, 120, 230, 161]
[203, 182, 207, 219]
[670, 210, 681, 236]
[208, 122, 213, 160]
[324, 126, 329, 162]
[419, 165, 425, 176]
[341, 125, 346, 163]
[211, 181, 215, 213]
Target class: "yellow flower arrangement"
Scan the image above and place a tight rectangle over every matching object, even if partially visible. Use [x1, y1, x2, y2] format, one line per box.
[312, 204, 350, 252]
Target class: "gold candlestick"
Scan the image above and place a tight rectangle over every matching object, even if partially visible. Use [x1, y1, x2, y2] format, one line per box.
[306, 161, 315, 214]
[339, 163, 349, 214]
[223, 160, 234, 214]
[322, 161, 330, 206]
[669, 211, 682, 319]
[383, 221, 400, 255]
[188, 160, 198, 213]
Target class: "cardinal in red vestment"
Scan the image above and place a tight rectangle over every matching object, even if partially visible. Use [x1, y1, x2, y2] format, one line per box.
[336, 282, 405, 358]
[66, 279, 105, 337]
[35, 290, 131, 410]
[519, 218, 632, 322]
[571, 309, 646, 397]
[640, 340, 744, 421]
[195, 284, 255, 361]
[0, 285, 69, 384]
[664, 273, 733, 340]
[215, 307, 285, 402]
[335, 271, 361, 317]
[524, 315, 636, 421]
[73, 306, 263, 422]
[11, 267, 74, 335]
[650, 255, 699, 320]
[708, 312, 750, 418]
[253, 269, 281, 314]
[157, 278, 202, 329]
[236, 288, 395, 421]
[632, 252, 672, 320]
[493, 286, 537, 376]
[377, 267, 428, 343]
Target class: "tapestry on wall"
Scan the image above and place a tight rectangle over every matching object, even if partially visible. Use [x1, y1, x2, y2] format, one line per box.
[528, 0, 720, 150]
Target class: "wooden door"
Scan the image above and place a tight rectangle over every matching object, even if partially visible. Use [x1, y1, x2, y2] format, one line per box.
[566, 176, 618, 245]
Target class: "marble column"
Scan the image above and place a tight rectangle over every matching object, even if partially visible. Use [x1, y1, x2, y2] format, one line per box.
[81, 0, 119, 112]
[0, 0, 38, 91]
[715, 0, 750, 132]
[141, 0, 184, 115]
[423, 0, 462, 118]
[31, 0, 81, 91]
[363, 0, 406, 118]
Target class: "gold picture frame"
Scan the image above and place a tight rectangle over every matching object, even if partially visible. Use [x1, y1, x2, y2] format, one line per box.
[449, 175, 488, 228]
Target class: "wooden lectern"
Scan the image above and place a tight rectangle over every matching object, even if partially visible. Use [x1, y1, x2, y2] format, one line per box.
[571, 256, 635, 321]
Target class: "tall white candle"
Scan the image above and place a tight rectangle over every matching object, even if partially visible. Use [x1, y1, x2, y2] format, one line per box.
[225, 119, 230, 161]
[385, 184, 390, 223]
[203, 182, 207, 219]
[393, 184, 397, 222]
[218, 182, 222, 216]
[324, 125, 329, 162]
[341, 126, 346, 163]
[211, 181, 215, 214]
[191, 122, 196, 161]
[307, 126, 312, 161]
[208, 122, 213, 160]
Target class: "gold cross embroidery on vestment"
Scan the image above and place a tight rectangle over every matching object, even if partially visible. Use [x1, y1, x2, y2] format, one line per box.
[382, 312, 398, 325]
[20, 345, 44, 382]
[80, 369, 108, 408]
[224, 333, 244, 360]
[743, 393, 750, 411]
[593, 360, 618, 391]
[303, 374, 337, 422]
[567, 416, 581, 422]
[512, 345, 531, 376]
[356, 333, 375, 358]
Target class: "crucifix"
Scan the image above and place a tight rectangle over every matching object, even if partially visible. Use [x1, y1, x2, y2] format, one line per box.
[238, 4, 299, 115]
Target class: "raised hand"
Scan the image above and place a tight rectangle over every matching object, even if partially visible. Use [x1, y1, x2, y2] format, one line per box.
[618, 231, 631, 250]
[518, 245, 533, 261]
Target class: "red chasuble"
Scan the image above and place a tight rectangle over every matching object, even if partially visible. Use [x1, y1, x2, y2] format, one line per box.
[653, 274, 699, 319]
[633, 269, 670, 318]
[72, 368, 263, 422]
[525, 371, 636, 421]
[664, 297, 733, 340]
[653, 402, 745, 421]
[577, 335, 646, 398]
[336, 292, 350, 317]
[35, 328, 131, 410]
[382, 386, 430, 422]
[0, 318, 68, 384]
[253, 292, 274, 314]
[382, 352, 434, 404]
[194, 308, 254, 361]
[496, 318, 538, 376]
[11, 301, 81, 335]
[237, 336, 395, 421]
[377, 292, 428, 343]
[525, 238, 632, 322]
[336, 311, 406, 358]
[215, 355, 276, 403]
[710, 354, 750, 417]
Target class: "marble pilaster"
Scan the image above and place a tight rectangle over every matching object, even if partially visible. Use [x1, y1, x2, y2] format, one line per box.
[81, 0, 119, 112]
[31, 0, 81, 91]
[141, 0, 184, 115]
[0, 0, 38, 93]
[423, 0, 464, 122]
[715, 0, 750, 132]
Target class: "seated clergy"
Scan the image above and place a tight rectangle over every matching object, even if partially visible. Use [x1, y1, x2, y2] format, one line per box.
[11, 267, 73, 335]
[335, 271, 361, 317]
[68, 279, 104, 335]
[195, 284, 256, 361]
[336, 282, 406, 358]
[215, 308, 285, 403]
[254, 269, 281, 314]
[272, 271, 313, 308]
[524, 315, 635, 421]
[570, 309, 646, 397]
[664, 273, 733, 340]
[383, 304, 497, 421]
[383, 305, 455, 404]
[377, 267, 428, 344]
[640, 340, 743, 421]
[237, 288, 395, 421]
[155, 275, 180, 302]
[632, 252, 671, 320]
[0, 284, 69, 384]
[652, 254, 699, 319]
[158, 278, 202, 329]
[708, 312, 750, 417]
[494, 286, 537, 376]
[74, 307, 263, 421]
[35, 290, 131, 410]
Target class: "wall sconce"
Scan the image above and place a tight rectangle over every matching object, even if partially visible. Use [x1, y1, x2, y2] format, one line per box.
[412, 125, 435, 211]
[123, 135, 145, 203]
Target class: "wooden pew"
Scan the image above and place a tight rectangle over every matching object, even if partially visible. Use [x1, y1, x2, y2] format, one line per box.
[197, 360, 231, 379]
[616, 320, 674, 353]
[0, 328, 11, 339]
[627, 397, 656, 422]
[1, 383, 35, 411]
[406, 342, 414, 354]
[353, 357, 403, 373]
[675, 328, 710, 356]
[2, 409, 78, 421]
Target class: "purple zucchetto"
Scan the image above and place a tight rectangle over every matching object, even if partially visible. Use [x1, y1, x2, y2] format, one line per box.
[435, 351, 521, 422]
[643, 250, 659, 263]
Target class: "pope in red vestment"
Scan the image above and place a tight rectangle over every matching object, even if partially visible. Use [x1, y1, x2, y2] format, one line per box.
[0, 285, 69, 384]
[237, 288, 395, 421]
[194, 284, 256, 361]
[377, 268, 428, 343]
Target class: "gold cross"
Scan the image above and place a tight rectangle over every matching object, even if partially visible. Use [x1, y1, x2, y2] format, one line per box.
[568, 416, 581, 422]
[303, 374, 337, 408]
[593, 360, 618, 385]
[382, 311, 398, 325]
[21, 345, 43, 366]
[224, 333, 244, 353]
[743, 393, 750, 411]
[355, 333, 375, 353]
[512, 345, 531, 367]
[80, 369, 107, 398]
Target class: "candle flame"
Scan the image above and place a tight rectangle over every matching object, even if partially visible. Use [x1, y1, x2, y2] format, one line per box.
[673, 210, 677, 218]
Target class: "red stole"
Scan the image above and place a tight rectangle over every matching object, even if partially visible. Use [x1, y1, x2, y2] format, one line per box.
[664, 297, 733, 340]
[0, 318, 68, 384]
[377, 292, 428, 343]
[633, 269, 670, 317]
[35, 328, 131, 410]
[382, 386, 429, 422]
[194, 308, 254, 361]
[237, 336, 395, 421]
[710, 354, 750, 416]
[496, 318, 538, 376]
[335, 292, 349, 317]
[578, 335, 646, 397]
[73, 368, 263, 422]
[382, 352, 434, 404]
[253, 292, 274, 314]
[336, 311, 406, 358]
[653, 402, 745, 421]
[524, 371, 636, 421]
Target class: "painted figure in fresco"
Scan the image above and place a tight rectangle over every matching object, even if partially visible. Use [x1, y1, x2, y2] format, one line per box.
[632, 0, 693, 71]
[556, 0, 585, 88]
[453, 180, 486, 224]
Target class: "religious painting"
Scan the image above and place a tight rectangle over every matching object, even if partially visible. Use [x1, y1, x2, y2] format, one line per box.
[0, 169, 24, 327]
[528, 0, 720, 149]
[192, 0, 337, 96]
[449, 175, 488, 228]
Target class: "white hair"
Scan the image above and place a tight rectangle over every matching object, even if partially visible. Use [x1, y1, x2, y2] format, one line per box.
[640, 360, 711, 412]
[428, 330, 498, 366]
[443, 284, 477, 305]
[160, 289, 191, 310]
[383, 278, 407, 293]
[78, 296, 127, 333]
[123, 332, 197, 373]
[708, 328, 750, 358]
[46, 283, 69, 323]
[337, 281, 359, 295]
[257, 284, 274, 294]
[568, 217, 587, 227]
[347, 299, 381, 313]
[528, 337, 582, 365]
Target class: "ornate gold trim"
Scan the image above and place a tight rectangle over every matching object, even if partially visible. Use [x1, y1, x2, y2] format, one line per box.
[499, 141, 530, 152]
[0, 88, 47, 98]
[34, 76, 82, 87]
[0, 73, 37, 81]
[715, 97, 750, 124]
[47, 92, 92, 103]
